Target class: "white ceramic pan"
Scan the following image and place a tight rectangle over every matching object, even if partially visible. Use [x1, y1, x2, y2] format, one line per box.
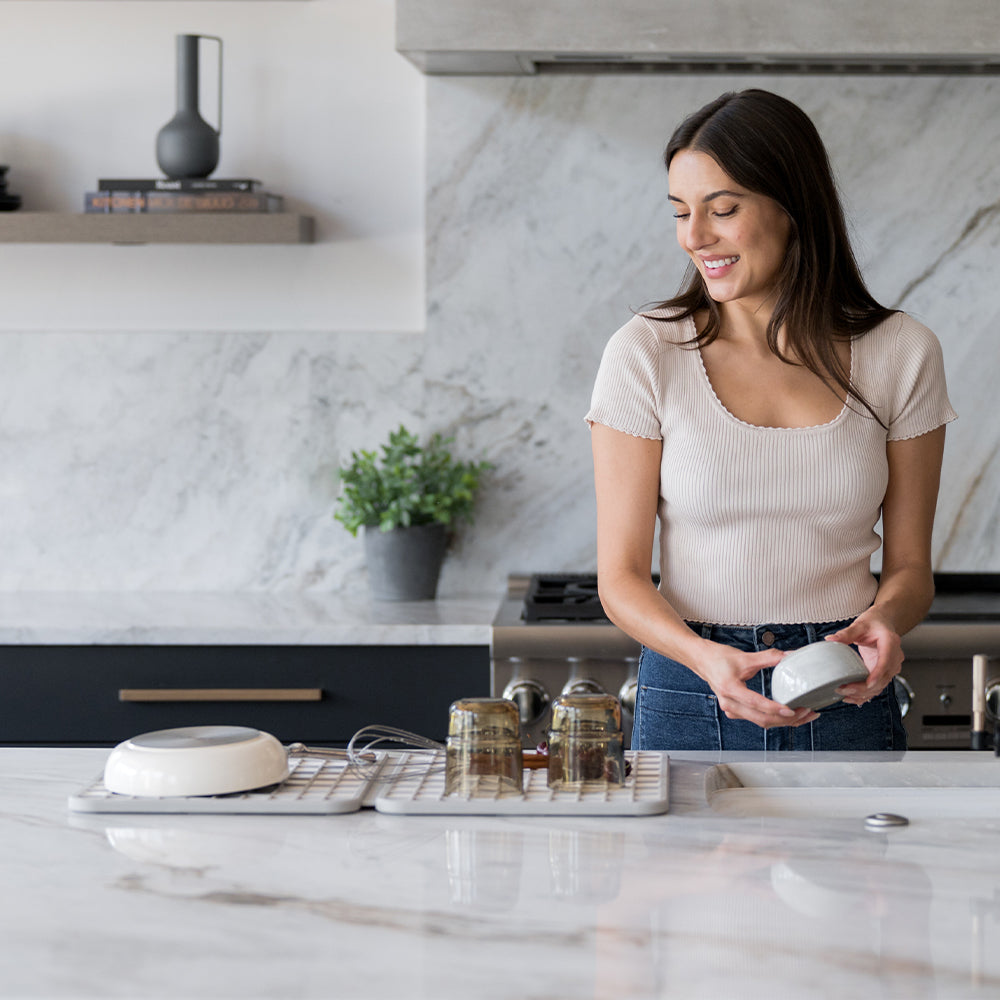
[103, 725, 290, 797]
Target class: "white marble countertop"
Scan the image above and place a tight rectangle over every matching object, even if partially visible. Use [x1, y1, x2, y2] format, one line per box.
[8, 748, 1000, 999]
[0, 592, 499, 645]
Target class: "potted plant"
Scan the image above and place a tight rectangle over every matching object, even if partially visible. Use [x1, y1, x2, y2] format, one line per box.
[334, 425, 493, 600]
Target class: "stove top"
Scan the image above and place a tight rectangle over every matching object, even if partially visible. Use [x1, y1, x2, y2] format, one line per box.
[922, 574, 1000, 620]
[493, 573, 1000, 661]
[517, 572, 1000, 623]
[521, 574, 606, 622]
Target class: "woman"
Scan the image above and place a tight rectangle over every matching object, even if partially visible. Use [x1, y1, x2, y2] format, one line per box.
[586, 89, 956, 751]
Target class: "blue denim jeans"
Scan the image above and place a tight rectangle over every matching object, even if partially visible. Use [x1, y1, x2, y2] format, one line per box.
[633, 620, 907, 752]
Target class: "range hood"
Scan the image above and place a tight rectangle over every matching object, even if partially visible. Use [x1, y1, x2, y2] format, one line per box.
[397, 0, 1000, 75]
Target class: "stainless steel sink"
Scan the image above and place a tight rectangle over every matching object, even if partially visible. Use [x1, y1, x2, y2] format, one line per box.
[705, 752, 1000, 819]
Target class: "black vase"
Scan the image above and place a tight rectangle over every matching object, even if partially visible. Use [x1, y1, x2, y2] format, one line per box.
[155, 35, 222, 179]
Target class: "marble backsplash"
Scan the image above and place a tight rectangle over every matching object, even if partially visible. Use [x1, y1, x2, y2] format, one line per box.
[1, 74, 997, 593]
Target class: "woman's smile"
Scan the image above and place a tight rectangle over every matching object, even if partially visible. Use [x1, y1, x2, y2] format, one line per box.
[702, 254, 741, 274]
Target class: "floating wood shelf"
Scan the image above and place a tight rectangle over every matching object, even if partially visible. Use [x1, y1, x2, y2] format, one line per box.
[0, 212, 315, 245]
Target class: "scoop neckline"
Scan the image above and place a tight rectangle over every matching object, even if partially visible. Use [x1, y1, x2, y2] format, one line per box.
[685, 316, 854, 432]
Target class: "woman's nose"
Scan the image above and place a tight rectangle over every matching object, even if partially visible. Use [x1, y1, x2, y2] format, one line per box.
[684, 213, 714, 251]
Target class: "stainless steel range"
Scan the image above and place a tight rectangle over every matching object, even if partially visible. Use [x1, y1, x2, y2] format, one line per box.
[491, 572, 1000, 750]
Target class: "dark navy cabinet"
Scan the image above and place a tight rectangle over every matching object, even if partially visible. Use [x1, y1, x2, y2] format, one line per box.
[1, 644, 490, 746]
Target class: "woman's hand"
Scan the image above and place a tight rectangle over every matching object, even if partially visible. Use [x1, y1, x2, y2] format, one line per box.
[824, 611, 904, 705]
[695, 641, 819, 729]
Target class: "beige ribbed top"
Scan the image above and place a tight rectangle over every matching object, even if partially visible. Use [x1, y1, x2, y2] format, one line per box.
[585, 310, 957, 626]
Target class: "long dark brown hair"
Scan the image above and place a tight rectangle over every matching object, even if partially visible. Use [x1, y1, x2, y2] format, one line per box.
[651, 89, 894, 423]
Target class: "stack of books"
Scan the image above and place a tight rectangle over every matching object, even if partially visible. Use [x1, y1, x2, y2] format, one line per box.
[84, 178, 284, 214]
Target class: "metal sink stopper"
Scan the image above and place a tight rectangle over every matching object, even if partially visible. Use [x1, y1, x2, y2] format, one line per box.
[864, 812, 910, 830]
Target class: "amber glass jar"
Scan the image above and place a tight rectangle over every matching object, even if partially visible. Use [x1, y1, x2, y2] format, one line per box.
[547, 693, 625, 788]
[444, 697, 524, 796]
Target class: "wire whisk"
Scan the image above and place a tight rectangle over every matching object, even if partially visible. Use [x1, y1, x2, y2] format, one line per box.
[347, 724, 447, 774]
[287, 724, 446, 775]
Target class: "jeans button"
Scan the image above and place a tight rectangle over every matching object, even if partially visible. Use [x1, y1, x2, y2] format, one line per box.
[760, 630, 776, 647]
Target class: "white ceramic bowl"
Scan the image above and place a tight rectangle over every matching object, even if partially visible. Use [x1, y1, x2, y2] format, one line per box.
[770, 641, 869, 710]
[103, 725, 290, 798]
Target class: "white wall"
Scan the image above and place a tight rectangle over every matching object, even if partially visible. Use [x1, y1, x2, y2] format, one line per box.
[0, 0, 431, 593]
[0, 0, 425, 332]
[1, 3, 996, 594]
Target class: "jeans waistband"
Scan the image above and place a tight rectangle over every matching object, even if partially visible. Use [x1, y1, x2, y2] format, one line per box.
[691, 619, 852, 652]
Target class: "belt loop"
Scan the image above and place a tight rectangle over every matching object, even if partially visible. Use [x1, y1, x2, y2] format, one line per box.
[805, 623, 818, 644]
[700, 623, 713, 640]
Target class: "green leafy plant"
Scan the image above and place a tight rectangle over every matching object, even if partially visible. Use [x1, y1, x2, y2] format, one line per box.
[334, 425, 493, 536]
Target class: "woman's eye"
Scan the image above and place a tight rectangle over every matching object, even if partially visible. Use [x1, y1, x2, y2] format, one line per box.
[672, 207, 736, 220]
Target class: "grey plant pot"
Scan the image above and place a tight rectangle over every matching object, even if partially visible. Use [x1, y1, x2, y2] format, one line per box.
[363, 522, 449, 601]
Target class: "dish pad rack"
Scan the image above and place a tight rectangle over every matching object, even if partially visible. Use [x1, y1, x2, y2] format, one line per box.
[373, 750, 669, 816]
[68, 752, 388, 815]
[68, 751, 670, 817]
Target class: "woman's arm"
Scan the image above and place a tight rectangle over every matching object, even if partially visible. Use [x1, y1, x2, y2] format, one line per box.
[591, 423, 815, 729]
[829, 425, 946, 703]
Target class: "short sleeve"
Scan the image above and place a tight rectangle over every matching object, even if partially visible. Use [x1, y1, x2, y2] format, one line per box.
[584, 315, 663, 440]
[885, 316, 958, 442]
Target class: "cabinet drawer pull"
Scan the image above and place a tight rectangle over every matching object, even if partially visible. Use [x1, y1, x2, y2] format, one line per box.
[118, 688, 323, 703]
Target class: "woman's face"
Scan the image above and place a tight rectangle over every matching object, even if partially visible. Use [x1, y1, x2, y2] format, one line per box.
[667, 149, 791, 316]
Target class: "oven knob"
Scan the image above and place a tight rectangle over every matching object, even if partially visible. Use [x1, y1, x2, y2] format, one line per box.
[939, 692, 952, 709]
[985, 682, 1000, 723]
[619, 677, 639, 717]
[502, 679, 550, 726]
[561, 678, 605, 696]
[892, 676, 913, 718]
